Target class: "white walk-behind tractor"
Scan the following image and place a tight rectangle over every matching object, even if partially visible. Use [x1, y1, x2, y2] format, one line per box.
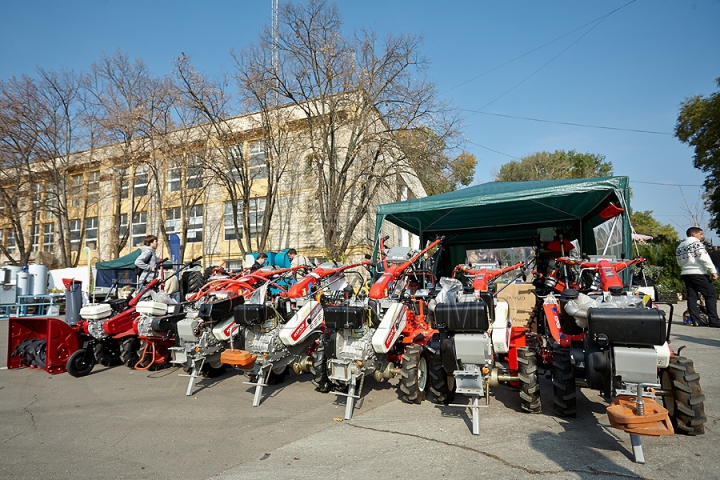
[430, 264, 530, 435]
[169, 291, 243, 395]
[230, 284, 326, 407]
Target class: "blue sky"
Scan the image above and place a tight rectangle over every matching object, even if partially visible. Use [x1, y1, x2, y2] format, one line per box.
[2, 0, 719, 244]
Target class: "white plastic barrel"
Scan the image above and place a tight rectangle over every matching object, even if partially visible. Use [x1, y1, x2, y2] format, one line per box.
[6, 266, 22, 285]
[28, 264, 48, 296]
[16, 271, 31, 296]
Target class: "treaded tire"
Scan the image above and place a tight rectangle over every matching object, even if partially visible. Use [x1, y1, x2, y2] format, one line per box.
[428, 358, 454, 404]
[67, 348, 95, 377]
[552, 346, 576, 417]
[136, 341, 169, 371]
[120, 337, 140, 368]
[93, 340, 121, 367]
[183, 270, 205, 296]
[399, 344, 427, 404]
[517, 347, 542, 413]
[661, 356, 707, 435]
[268, 365, 290, 385]
[310, 338, 332, 393]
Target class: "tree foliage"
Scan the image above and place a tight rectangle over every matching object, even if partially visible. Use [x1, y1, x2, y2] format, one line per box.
[629, 210, 678, 243]
[495, 150, 613, 182]
[674, 77, 720, 234]
[396, 128, 475, 195]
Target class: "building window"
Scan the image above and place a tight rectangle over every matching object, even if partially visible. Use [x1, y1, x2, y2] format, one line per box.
[31, 224, 40, 252]
[119, 213, 128, 238]
[45, 188, 57, 220]
[132, 211, 147, 247]
[134, 166, 148, 197]
[85, 217, 98, 249]
[166, 166, 181, 193]
[87, 171, 100, 204]
[6, 229, 15, 253]
[188, 155, 203, 190]
[118, 168, 130, 200]
[188, 205, 203, 243]
[249, 141, 268, 180]
[249, 197, 266, 236]
[165, 207, 181, 235]
[71, 175, 83, 207]
[224, 202, 242, 241]
[70, 219, 81, 250]
[43, 223, 54, 252]
[226, 145, 244, 183]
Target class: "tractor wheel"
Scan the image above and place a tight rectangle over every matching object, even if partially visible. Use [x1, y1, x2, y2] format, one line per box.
[399, 344, 427, 404]
[93, 341, 120, 367]
[428, 359, 454, 404]
[247, 373, 259, 384]
[119, 337, 140, 368]
[661, 356, 707, 435]
[310, 339, 332, 393]
[517, 347, 542, 413]
[552, 346, 576, 417]
[183, 271, 205, 296]
[268, 365, 290, 385]
[67, 348, 95, 377]
[204, 266, 218, 282]
[202, 362, 227, 378]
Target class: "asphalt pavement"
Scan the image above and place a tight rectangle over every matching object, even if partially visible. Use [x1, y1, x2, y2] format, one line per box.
[2, 301, 720, 480]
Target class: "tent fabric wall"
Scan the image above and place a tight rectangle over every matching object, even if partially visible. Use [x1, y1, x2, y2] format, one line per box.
[374, 177, 631, 267]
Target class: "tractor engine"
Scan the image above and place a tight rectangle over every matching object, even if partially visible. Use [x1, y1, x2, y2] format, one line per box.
[79, 303, 115, 339]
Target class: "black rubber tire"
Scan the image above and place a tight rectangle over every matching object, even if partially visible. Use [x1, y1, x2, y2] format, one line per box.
[183, 270, 205, 296]
[267, 365, 290, 385]
[202, 363, 228, 378]
[661, 356, 707, 435]
[552, 346, 577, 417]
[93, 340, 121, 367]
[204, 266, 218, 282]
[119, 337, 140, 368]
[399, 344, 427, 404]
[310, 339, 332, 393]
[247, 373, 259, 383]
[517, 347, 542, 413]
[67, 348, 95, 377]
[427, 358, 454, 404]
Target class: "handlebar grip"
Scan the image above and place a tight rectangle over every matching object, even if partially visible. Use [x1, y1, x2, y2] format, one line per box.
[380, 235, 390, 242]
[192, 255, 203, 262]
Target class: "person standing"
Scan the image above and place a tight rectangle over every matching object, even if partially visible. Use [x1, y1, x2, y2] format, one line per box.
[287, 248, 311, 280]
[134, 235, 159, 296]
[676, 227, 720, 327]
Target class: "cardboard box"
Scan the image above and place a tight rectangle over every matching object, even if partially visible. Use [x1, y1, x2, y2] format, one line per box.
[496, 282, 537, 328]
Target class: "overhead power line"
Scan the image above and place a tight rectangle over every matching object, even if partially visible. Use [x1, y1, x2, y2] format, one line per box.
[461, 109, 672, 135]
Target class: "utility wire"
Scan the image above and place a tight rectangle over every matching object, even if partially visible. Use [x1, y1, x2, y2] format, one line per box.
[465, 140, 519, 160]
[633, 180, 704, 187]
[461, 109, 672, 135]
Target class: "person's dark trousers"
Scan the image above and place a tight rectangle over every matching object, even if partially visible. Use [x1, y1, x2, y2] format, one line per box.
[683, 274, 720, 326]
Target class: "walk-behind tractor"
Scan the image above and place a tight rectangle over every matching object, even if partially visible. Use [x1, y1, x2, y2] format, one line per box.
[171, 264, 310, 396]
[228, 260, 370, 406]
[429, 261, 533, 435]
[541, 255, 706, 463]
[310, 237, 452, 420]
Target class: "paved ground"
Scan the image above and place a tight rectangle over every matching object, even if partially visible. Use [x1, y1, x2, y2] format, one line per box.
[1, 301, 719, 480]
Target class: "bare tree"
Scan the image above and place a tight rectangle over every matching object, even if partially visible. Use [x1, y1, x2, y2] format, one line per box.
[83, 50, 155, 257]
[233, 0, 461, 258]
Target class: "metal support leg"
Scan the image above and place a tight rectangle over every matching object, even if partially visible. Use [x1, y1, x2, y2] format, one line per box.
[252, 368, 271, 407]
[630, 434, 645, 464]
[345, 381, 356, 420]
[472, 396, 480, 435]
[179, 357, 205, 396]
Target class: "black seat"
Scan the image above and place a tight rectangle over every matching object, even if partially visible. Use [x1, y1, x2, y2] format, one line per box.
[434, 301, 489, 333]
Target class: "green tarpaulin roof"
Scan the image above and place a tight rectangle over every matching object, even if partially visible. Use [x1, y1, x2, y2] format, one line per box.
[375, 176, 631, 253]
[95, 249, 171, 270]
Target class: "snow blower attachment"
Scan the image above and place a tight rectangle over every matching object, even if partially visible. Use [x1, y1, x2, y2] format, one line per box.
[7, 317, 81, 374]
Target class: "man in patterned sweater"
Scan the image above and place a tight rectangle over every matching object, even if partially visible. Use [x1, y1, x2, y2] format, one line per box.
[676, 227, 720, 327]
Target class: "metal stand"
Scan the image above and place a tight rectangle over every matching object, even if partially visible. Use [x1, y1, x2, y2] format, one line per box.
[243, 366, 271, 407]
[179, 357, 205, 396]
[335, 375, 364, 420]
[448, 365, 488, 435]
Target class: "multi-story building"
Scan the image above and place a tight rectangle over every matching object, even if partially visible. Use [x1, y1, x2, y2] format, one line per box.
[0, 99, 425, 270]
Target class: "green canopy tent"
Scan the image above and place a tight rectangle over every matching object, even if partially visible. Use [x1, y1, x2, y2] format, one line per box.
[373, 177, 631, 276]
[95, 250, 172, 288]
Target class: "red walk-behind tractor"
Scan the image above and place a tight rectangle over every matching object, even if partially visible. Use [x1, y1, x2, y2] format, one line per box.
[311, 237, 453, 420]
[429, 261, 534, 435]
[538, 254, 706, 463]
